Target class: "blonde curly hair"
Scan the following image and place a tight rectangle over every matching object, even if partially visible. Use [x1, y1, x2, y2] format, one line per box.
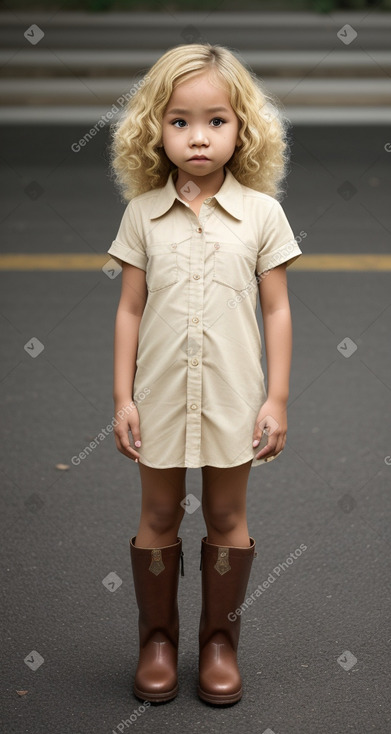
[108, 43, 291, 202]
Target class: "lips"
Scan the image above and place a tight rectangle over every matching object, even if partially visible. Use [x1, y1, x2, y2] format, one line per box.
[189, 156, 209, 160]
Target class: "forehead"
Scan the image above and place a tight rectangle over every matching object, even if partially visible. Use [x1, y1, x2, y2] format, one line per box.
[168, 71, 231, 108]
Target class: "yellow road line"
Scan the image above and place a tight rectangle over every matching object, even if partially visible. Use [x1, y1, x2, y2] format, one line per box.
[0, 254, 391, 270]
[0, 254, 107, 270]
[290, 255, 391, 270]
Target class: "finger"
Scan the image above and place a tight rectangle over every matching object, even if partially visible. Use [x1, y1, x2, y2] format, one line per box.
[121, 444, 141, 462]
[131, 423, 142, 450]
[255, 439, 277, 460]
[256, 415, 279, 443]
[252, 427, 263, 447]
[274, 432, 286, 455]
[253, 422, 268, 448]
[116, 431, 141, 462]
[275, 436, 284, 455]
[121, 439, 140, 459]
[256, 436, 286, 461]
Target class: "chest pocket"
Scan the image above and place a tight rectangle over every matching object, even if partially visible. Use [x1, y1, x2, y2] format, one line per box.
[212, 242, 257, 291]
[145, 243, 179, 292]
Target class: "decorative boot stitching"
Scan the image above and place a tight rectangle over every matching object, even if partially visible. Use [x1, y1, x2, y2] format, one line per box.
[149, 548, 165, 575]
[214, 547, 231, 575]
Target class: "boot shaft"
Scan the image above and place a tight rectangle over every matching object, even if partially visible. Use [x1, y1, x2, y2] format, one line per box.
[130, 537, 183, 648]
[199, 537, 256, 652]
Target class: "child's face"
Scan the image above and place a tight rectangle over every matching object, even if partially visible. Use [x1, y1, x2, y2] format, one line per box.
[161, 71, 241, 178]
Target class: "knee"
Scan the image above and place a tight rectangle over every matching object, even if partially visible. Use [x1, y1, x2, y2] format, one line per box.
[203, 504, 242, 535]
[144, 501, 184, 536]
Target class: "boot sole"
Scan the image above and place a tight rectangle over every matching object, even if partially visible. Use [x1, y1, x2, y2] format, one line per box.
[197, 684, 242, 705]
[133, 683, 178, 703]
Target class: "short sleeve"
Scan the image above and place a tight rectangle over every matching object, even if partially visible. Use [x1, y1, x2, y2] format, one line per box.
[256, 199, 302, 275]
[107, 202, 147, 271]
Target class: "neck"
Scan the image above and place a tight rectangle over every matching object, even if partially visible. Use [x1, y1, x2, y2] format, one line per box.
[174, 167, 226, 200]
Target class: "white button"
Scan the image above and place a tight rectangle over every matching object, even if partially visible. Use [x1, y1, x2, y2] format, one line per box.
[191, 358, 199, 366]
[193, 273, 200, 280]
[190, 403, 197, 410]
[196, 226, 203, 233]
[192, 317, 199, 324]
[214, 243, 220, 249]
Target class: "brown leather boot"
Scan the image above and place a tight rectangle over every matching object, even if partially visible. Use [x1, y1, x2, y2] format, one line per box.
[129, 536, 184, 703]
[198, 536, 256, 705]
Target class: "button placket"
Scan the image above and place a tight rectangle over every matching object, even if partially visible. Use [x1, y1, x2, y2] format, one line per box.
[185, 217, 205, 465]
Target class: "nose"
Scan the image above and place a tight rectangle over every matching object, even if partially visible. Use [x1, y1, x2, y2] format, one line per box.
[189, 126, 209, 146]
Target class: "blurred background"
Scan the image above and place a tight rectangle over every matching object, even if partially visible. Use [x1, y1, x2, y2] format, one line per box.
[1, 0, 391, 123]
[3, 0, 391, 10]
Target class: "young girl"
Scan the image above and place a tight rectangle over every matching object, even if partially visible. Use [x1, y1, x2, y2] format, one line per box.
[107, 43, 302, 706]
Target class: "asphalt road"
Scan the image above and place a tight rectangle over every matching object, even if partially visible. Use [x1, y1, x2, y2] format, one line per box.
[1, 124, 391, 734]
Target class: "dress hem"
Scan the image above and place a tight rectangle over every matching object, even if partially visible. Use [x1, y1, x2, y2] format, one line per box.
[137, 449, 283, 469]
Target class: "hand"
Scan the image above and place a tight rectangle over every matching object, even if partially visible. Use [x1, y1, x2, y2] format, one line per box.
[113, 400, 141, 463]
[252, 398, 288, 461]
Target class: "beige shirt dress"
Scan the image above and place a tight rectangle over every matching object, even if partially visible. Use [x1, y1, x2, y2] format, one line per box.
[107, 165, 302, 469]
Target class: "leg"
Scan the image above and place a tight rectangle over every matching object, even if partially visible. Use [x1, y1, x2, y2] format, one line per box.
[201, 459, 252, 547]
[129, 464, 187, 702]
[198, 460, 256, 704]
[135, 464, 187, 547]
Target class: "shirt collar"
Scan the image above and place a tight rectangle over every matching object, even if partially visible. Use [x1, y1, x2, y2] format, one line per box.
[149, 165, 244, 221]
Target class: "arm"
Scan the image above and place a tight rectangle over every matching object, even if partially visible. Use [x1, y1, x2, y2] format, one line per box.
[252, 263, 292, 459]
[112, 262, 147, 461]
[259, 263, 292, 403]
